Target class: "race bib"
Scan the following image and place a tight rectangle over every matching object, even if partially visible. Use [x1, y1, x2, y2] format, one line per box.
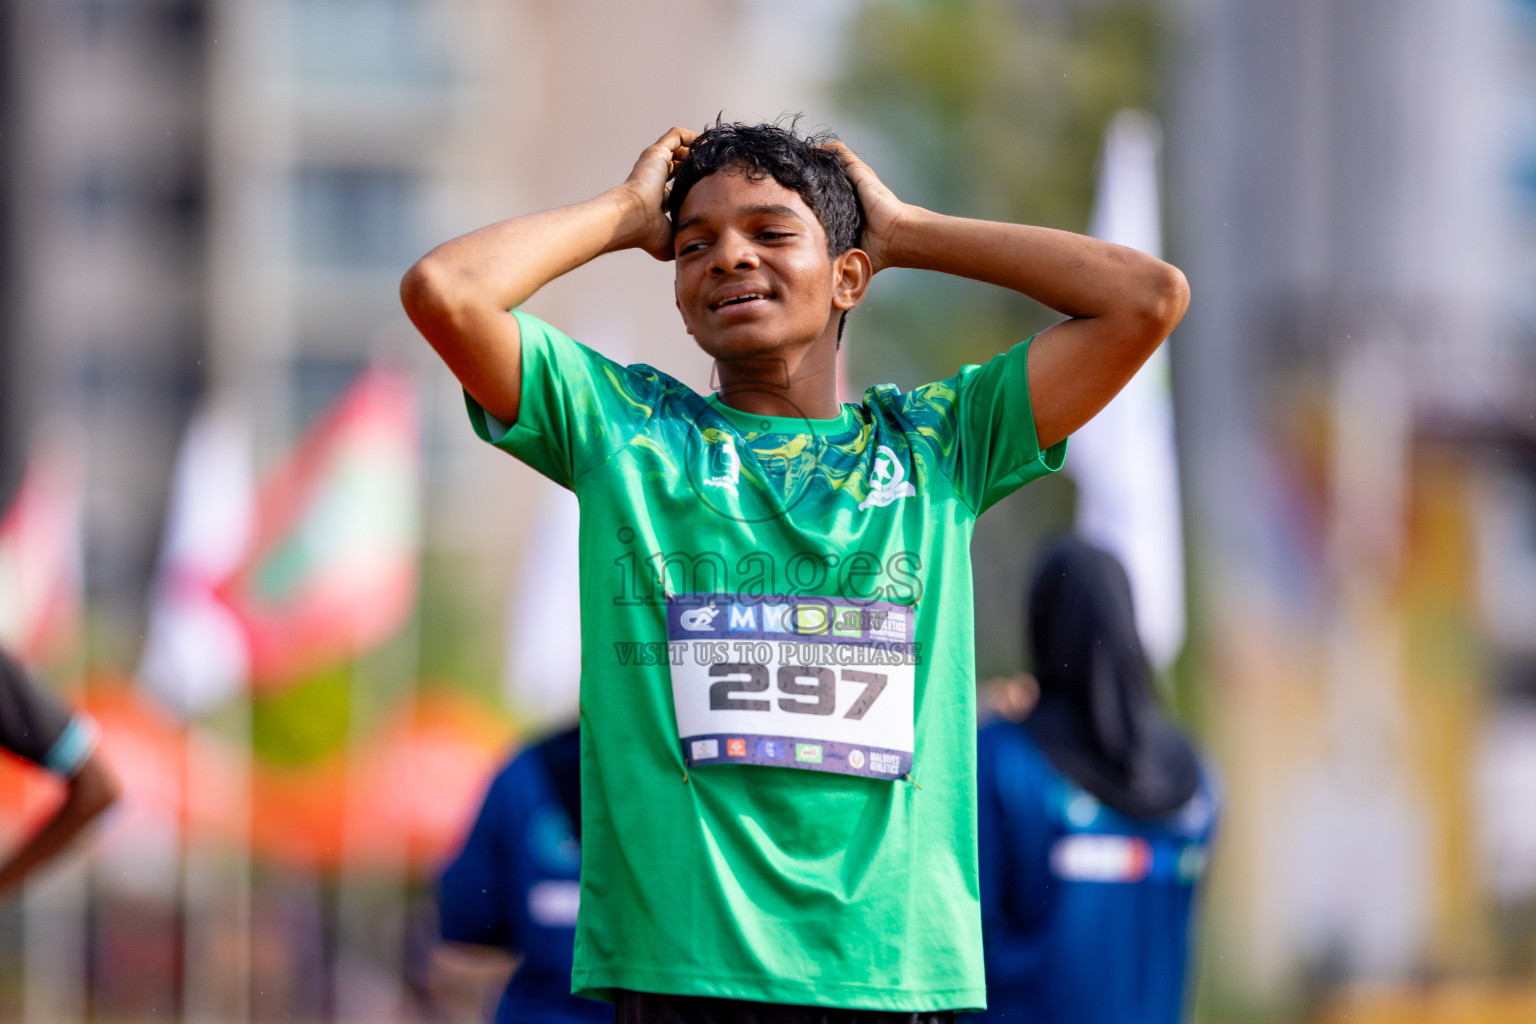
[666, 593, 918, 780]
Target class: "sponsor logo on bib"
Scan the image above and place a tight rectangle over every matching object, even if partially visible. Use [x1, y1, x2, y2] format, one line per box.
[680, 606, 722, 631]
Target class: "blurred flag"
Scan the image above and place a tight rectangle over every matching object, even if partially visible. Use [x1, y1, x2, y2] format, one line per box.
[1071, 110, 1187, 672]
[0, 427, 85, 667]
[219, 368, 420, 689]
[137, 407, 256, 715]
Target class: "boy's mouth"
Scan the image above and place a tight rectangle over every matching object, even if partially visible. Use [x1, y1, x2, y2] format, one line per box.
[708, 286, 773, 312]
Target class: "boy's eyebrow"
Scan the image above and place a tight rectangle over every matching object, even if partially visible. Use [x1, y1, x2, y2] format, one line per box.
[675, 204, 806, 235]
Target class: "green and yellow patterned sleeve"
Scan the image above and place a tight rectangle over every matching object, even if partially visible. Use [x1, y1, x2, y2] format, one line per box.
[905, 334, 1067, 515]
[464, 311, 661, 489]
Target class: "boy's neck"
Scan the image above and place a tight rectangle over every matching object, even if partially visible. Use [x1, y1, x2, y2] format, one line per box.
[712, 333, 842, 421]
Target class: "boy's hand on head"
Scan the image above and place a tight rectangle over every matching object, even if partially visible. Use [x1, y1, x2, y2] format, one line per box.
[618, 126, 698, 262]
[825, 141, 909, 274]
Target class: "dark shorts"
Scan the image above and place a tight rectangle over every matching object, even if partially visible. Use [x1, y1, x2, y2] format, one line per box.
[614, 991, 956, 1024]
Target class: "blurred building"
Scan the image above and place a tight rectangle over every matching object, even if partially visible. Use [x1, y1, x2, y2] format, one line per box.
[1, 0, 207, 641]
[0, 1, 835, 1021]
[1172, 0, 1536, 1008]
[0, 0, 824, 667]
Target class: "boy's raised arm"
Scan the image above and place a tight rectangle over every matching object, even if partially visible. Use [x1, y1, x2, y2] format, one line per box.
[829, 142, 1189, 452]
[400, 128, 696, 425]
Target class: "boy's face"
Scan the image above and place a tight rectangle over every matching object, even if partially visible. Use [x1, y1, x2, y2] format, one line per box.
[672, 168, 861, 363]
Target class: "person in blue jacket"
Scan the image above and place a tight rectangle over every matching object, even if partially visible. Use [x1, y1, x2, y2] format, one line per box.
[439, 724, 607, 1024]
[975, 539, 1219, 1024]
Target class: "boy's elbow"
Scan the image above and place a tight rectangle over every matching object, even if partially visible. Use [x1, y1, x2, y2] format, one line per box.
[1128, 261, 1189, 347]
[400, 255, 456, 324]
[1148, 262, 1190, 333]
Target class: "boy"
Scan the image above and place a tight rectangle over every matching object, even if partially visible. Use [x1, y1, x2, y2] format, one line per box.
[402, 120, 1187, 1022]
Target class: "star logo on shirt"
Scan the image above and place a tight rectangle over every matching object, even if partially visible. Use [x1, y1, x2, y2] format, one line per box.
[858, 446, 917, 510]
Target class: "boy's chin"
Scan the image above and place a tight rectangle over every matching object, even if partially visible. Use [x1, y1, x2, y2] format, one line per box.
[692, 332, 792, 363]
[691, 325, 831, 365]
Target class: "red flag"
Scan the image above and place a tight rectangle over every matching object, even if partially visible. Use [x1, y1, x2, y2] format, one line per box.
[0, 428, 84, 667]
[219, 369, 419, 688]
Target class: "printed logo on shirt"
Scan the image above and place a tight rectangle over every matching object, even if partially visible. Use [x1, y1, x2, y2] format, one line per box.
[795, 743, 823, 764]
[691, 739, 719, 760]
[726, 738, 747, 757]
[703, 432, 740, 495]
[756, 739, 785, 759]
[1049, 835, 1153, 884]
[858, 446, 917, 511]
[848, 749, 866, 770]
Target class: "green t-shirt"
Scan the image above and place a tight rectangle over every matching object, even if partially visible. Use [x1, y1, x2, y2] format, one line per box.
[468, 311, 1065, 1012]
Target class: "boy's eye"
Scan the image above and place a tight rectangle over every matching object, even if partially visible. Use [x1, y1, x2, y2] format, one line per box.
[677, 239, 708, 255]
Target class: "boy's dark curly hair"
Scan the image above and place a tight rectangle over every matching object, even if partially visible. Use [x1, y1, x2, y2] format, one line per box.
[667, 118, 865, 257]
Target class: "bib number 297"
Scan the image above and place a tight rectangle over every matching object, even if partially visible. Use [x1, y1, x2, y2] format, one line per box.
[709, 663, 886, 719]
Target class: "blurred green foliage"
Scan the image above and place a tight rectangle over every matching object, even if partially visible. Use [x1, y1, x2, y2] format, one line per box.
[834, 0, 1164, 388]
[416, 548, 506, 702]
[251, 665, 354, 766]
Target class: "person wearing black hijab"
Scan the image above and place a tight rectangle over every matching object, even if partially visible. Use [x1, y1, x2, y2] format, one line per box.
[973, 538, 1219, 1024]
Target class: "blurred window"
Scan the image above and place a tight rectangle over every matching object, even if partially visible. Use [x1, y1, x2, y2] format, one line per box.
[60, 0, 202, 48]
[71, 161, 130, 229]
[290, 0, 443, 82]
[153, 0, 203, 48]
[292, 167, 417, 268]
[60, 0, 114, 45]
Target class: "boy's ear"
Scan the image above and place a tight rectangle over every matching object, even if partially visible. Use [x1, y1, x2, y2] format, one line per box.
[831, 248, 873, 313]
[675, 296, 694, 336]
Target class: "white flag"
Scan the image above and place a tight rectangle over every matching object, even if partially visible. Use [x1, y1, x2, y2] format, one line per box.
[137, 406, 255, 715]
[1071, 110, 1187, 672]
[504, 486, 582, 725]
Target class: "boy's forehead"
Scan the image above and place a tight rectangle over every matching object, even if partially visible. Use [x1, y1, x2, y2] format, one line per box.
[675, 170, 822, 232]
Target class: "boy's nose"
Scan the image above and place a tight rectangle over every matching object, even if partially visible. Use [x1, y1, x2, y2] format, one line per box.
[709, 230, 759, 275]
